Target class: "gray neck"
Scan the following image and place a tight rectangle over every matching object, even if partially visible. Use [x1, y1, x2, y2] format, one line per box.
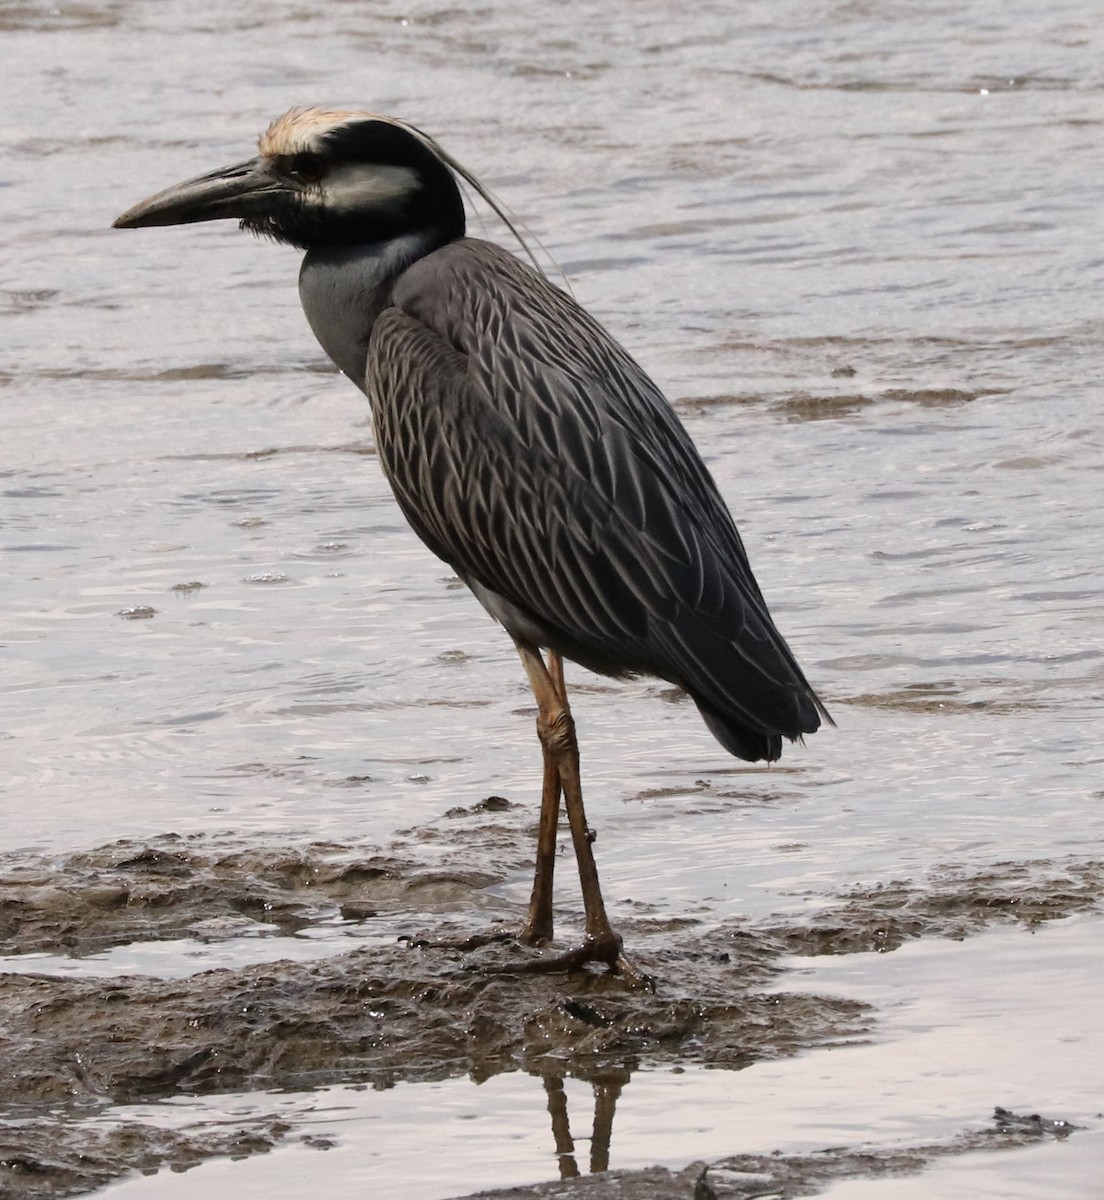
[298, 233, 433, 390]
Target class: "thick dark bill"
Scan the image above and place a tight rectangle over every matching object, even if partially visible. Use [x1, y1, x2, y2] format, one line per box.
[113, 157, 282, 229]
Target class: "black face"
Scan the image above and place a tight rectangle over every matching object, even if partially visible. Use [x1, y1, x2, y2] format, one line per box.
[115, 118, 467, 254]
[246, 120, 467, 251]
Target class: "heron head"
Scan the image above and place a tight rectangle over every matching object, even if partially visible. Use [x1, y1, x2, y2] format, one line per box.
[113, 108, 467, 251]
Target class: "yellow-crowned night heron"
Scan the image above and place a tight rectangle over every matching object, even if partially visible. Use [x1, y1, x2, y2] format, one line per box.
[114, 108, 831, 981]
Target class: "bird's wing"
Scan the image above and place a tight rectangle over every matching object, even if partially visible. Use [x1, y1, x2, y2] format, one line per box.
[368, 238, 822, 742]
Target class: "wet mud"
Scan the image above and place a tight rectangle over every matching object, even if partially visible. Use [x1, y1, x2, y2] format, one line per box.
[676, 374, 1002, 423]
[459, 1112, 1075, 1199]
[2, 813, 1100, 1198]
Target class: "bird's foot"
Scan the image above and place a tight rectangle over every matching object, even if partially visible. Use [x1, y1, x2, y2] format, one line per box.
[486, 931, 655, 992]
[400, 925, 653, 990]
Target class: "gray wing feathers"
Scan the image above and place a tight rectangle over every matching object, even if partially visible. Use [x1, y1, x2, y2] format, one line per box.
[368, 239, 824, 752]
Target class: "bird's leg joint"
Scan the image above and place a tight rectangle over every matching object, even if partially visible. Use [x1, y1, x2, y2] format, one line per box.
[536, 706, 576, 760]
[582, 926, 623, 968]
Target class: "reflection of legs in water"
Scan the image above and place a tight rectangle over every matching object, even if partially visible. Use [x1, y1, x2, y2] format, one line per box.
[541, 1066, 631, 1179]
[589, 1076, 622, 1173]
[543, 1075, 579, 1179]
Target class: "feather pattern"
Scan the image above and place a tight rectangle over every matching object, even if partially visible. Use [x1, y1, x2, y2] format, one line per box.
[367, 238, 827, 761]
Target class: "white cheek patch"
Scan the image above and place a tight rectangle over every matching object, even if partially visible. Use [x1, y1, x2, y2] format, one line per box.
[322, 163, 420, 214]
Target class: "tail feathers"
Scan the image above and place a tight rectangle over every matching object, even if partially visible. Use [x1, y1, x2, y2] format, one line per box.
[693, 696, 781, 762]
[693, 689, 827, 764]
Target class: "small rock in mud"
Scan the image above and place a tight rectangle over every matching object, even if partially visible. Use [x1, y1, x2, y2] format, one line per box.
[992, 1105, 1079, 1139]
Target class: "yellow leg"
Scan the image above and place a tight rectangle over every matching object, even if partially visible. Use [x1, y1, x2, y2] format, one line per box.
[520, 731, 560, 945]
[404, 643, 650, 985]
[515, 641, 622, 965]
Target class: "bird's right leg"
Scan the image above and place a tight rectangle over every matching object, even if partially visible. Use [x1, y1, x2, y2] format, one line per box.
[518, 652, 564, 945]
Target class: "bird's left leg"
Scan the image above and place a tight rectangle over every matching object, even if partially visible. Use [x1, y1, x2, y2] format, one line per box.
[399, 650, 560, 954]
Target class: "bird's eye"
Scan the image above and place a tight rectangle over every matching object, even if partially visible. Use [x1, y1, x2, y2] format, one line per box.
[288, 152, 326, 184]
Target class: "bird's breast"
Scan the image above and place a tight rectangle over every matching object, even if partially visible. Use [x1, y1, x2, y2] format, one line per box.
[298, 233, 442, 389]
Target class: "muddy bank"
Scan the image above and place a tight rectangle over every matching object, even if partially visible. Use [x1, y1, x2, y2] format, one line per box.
[458, 1112, 1076, 1199]
[1, 824, 1100, 1198]
[0, 798, 533, 960]
[1, 929, 862, 1108]
[0, 1118, 294, 1199]
[1, 918, 864, 1198]
[4, 818, 1098, 964]
[764, 857, 1104, 956]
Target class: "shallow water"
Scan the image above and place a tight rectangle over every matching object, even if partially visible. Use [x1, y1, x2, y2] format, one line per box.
[3, 0, 1104, 1196]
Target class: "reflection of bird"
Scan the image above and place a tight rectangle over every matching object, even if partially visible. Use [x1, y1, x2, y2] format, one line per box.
[115, 108, 830, 980]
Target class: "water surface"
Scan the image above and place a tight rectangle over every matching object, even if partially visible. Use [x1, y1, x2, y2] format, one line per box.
[2, 0, 1102, 1195]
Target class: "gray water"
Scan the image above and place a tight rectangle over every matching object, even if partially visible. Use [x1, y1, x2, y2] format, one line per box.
[3, 0, 1104, 1195]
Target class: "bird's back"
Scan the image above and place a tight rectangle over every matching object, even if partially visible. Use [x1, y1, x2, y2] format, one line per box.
[368, 238, 827, 760]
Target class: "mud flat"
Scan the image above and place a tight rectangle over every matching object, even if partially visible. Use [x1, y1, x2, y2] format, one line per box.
[1, 810, 1099, 1198]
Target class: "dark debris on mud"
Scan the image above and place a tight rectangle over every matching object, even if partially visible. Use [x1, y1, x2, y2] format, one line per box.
[1, 823, 1100, 1199]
